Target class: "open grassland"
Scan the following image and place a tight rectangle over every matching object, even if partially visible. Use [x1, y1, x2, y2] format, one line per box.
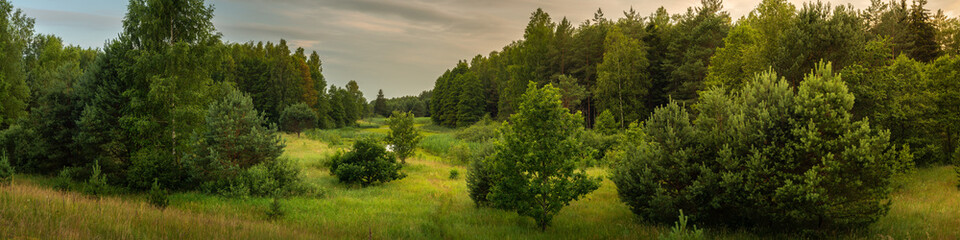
[1, 123, 958, 239]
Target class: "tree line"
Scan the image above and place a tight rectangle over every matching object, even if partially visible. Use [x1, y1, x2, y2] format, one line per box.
[432, 0, 960, 166]
[0, 0, 366, 194]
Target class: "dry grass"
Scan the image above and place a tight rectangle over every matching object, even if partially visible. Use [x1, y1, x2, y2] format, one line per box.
[0, 180, 326, 239]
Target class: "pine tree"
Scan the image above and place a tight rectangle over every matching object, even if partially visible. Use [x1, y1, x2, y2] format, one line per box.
[374, 89, 389, 117]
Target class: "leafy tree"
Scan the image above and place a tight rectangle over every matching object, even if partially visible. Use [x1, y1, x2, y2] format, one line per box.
[280, 103, 317, 137]
[373, 89, 389, 117]
[486, 82, 600, 231]
[613, 63, 911, 232]
[595, 26, 651, 128]
[386, 111, 422, 163]
[329, 139, 405, 186]
[0, 0, 33, 126]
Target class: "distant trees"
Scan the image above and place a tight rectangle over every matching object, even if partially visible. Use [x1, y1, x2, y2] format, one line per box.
[613, 63, 912, 232]
[386, 111, 422, 163]
[280, 103, 317, 137]
[373, 90, 389, 117]
[482, 83, 600, 231]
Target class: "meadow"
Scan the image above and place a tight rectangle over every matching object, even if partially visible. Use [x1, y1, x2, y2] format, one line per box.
[1, 118, 957, 239]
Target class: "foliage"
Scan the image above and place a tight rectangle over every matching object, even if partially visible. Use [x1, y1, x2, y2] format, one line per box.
[453, 116, 500, 142]
[0, 151, 12, 184]
[0, 0, 33, 126]
[449, 169, 459, 180]
[265, 197, 285, 220]
[613, 63, 913, 233]
[486, 82, 600, 231]
[659, 210, 705, 240]
[280, 102, 317, 137]
[386, 111, 422, 162]
[466, 155, 493, 208]
[82, 161, 110, 197]
[329, 139, 405, 186]
[595, 26, 650, 127]
[147, 178, 169, 209]
[594, 110, 618, 135]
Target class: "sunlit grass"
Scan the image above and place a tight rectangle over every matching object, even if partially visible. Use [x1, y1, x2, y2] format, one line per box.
[2, 130, 957, 239]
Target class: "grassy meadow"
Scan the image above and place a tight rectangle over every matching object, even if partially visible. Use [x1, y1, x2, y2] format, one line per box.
[1, 118, 957, 239]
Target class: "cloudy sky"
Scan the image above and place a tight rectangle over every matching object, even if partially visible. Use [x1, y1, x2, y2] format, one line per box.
[11, 0, 959, 99]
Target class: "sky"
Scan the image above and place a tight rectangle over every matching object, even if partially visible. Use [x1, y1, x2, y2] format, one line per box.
[11, 0, 960, 99]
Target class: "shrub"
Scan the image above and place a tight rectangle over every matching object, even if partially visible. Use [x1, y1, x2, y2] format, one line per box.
[594, 110, 618, 135]
[329, 139, 405, 186]
[454, 116, 500, 142]
[386, 111, 423, 163]
[466, 156, 493, 207]
[82, 161, 111, 197]
[659, 210, 705, 240]
[449, 169, 460, 180]
[266, 197, 285, 220]
[0, 151, 13, 185]
[53, 167, 81, 191]
[581, 130, 617, 166]
[148, 178, 170, 209]
[0, 124, 42, 173]
[612, 64, 913, 232]
[280, 103, 318, 137]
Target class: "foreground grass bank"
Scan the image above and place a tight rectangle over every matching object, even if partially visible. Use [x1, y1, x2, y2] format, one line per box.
[1, 133, 957, 239]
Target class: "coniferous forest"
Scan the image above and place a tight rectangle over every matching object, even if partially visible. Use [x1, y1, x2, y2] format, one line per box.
[0, 0, 959, 239]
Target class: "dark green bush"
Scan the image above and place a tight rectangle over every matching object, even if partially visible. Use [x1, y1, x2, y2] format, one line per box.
[148, 178, 169, 209]
[613, 64, 913, 232]
[449, 169, 460, 180]
[266, 197, 285, 220]
[82, 161, 111, 197]
[0, 151, 13, 184]
[329, 139, 405, 186]
[466, 155, 492, 207]
[0, 125, 42, 173]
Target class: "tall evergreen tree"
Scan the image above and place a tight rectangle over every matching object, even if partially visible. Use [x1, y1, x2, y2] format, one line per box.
[374, 89, 389, 117]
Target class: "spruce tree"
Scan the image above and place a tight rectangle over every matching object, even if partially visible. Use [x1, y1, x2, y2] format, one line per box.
[374, 89, 389, 117]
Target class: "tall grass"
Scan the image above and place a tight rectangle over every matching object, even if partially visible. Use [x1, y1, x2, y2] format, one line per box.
[304, 128, 385, 146]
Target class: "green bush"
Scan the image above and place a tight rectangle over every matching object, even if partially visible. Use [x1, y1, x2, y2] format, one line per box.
[148, 178, 170, 209]
[0, 151, 13, 185]
[581, 130, 618, 166]
[329, 139, 405, 186]
[466, 156, 492, 207]
[612, 64, 913, 232]
[659, 210, 705, 240]
[0, 125, 42, 173]
[454, 116, 500, 142]
[53, 167, 81, 191]
[266, 197, 285, 220]
[82, 161, 111, 197]
[449, 169, 460, 180]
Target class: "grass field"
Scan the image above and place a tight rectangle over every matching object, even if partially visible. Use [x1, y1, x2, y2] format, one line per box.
[1, 121, 958, 239]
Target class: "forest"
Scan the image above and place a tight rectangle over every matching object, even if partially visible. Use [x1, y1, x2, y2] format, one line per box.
[0, 0, 958, 239]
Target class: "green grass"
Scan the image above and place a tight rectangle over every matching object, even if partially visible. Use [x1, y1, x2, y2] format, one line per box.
[2, 131, 959, 239]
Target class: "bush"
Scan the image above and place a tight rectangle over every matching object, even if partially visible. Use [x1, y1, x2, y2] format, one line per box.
[612, 64, 913, 232]
[280, 103, 318, 137]
[449, 169, 460, 180]
[329, 139, 405, 186]
[82, 161, 111, 197]
[659, 210, 705, 240]
[266, 197, 285, 220]
[148, 178, 170, 209]
[0, 125, 42, 173]
[454, 116, 500, 142]
[466, 157, 492, 207]
[0, 151, 13, 185]
[594, 110, 618, 135]
[53, 167, 81, 191]
[581, 130, 618, 166]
